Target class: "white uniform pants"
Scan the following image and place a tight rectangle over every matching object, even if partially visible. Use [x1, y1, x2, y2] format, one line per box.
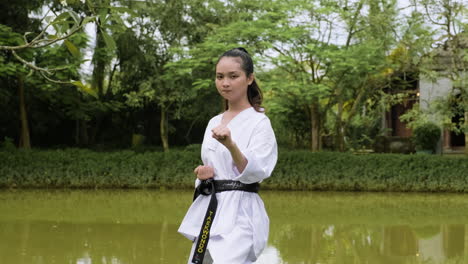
[187, 238, 255, 264]
[187, 204, 256, 264]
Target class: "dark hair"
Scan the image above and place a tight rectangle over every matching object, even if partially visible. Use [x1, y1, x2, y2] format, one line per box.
[217, 47, 264, 112]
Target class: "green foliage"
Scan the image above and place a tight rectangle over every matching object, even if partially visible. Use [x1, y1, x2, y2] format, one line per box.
[184, 143, 202, 152]
[0, 148, 201, 189]
[346, 112, 382, 150]
[0, 24, 29, 77]
[0, 137, 16, 152]
[1, 149, 467, 192]
[399, 103, 429, 130]
[266, 150, 468, 192]
[0, 0, 467, 152]
[412, 122, 441, 152]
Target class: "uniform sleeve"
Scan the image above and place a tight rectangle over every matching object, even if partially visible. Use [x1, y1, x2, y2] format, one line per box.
[232, 117, 278, 184]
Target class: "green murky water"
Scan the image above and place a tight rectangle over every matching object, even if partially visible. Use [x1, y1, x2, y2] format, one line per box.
[1, 190, 468, 264]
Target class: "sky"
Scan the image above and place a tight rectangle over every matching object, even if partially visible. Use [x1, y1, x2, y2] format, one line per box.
[36, 0, 467, 79]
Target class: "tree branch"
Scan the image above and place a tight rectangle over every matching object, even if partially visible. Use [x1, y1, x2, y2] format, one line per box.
[12, 50, 52, 75]
[12, 50, 73, 84]
[423, 3, 447, 27]
[0, 19, 85, 51]
[39, 71, 73, 84]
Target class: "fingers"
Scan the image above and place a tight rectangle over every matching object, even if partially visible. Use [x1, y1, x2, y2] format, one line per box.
[211, 125, 230, 141]
[211, 125, 226, 136]
[193, 165, 202, 175]
[198, 166, 214, 175]
[196, 165, 214, 180]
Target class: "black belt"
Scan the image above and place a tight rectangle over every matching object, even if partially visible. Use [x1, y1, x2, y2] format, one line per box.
[191, 179, 259, 264]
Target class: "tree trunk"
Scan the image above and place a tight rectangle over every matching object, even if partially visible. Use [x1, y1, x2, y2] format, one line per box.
[160, 108, 169, 152]
[337, 79, 370, 151]
[77, 119, 89, 146]
[465, 112, 468, 155]
[335, 98, 345, 152]
[92, 20, 108, 98]
[184, 117, 200, 144]
[310, 103, 321, 152]
[17, 75, 31, 149]
[75, 120, 79, 145]
[89, 115, 103, 145]
[88, 17, 110, 146]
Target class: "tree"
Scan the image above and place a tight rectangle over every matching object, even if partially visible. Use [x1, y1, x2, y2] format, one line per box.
[115, 0, 197, 151]
[412, 0, 467, 154]
[255, 0, 399, 151]
[0, 0, 88, 148]
[122, 0, 261, 151]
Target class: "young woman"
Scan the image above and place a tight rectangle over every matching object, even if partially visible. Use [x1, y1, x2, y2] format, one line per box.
[178, 47, 278, 264]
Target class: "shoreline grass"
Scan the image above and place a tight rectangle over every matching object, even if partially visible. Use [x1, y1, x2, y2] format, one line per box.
[0, 148, 467, 192]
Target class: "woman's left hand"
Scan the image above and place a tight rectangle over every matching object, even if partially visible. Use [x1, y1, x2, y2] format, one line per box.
[211, 125, 234, 148]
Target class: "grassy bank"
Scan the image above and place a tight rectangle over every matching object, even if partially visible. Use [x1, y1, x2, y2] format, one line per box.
[0, 148, 467, 192]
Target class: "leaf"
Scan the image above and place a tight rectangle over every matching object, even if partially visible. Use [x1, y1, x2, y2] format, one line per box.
[64, 40, 81, 58]
[44, 16, 54, 24]
[82, 16, 96, 25]
[110, 6, 138, 17]
[68, 10, 80, 24]
[98, 8, 108, 25]
[72, 81, 98, 98]
[192, 79, 211, 90]
[52, 12, 71, 24]
[101, 30, 116, 50]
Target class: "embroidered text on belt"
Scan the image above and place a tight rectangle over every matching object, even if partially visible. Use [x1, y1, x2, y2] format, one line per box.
[191, 179, 260, 264]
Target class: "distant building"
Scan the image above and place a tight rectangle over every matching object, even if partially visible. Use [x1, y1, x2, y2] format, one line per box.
[384, 32, 467, 154]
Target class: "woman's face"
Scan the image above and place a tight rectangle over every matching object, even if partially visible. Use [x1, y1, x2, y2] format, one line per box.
[215, 57, 254, 104]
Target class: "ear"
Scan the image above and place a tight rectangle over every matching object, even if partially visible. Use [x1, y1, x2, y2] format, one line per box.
[247, 73, 255, 85]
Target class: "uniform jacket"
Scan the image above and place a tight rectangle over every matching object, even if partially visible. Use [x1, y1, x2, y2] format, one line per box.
[178, 107, 278, 258]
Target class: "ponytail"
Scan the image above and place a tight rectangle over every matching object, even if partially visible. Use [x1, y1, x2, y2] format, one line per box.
[218, 47, 264, 112]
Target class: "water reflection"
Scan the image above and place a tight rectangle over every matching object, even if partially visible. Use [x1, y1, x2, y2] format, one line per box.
[0, 190, 467, 264]
[0, 221, 188, 264]
[264, 191, 468, 264]
[268, 223, 467, 264]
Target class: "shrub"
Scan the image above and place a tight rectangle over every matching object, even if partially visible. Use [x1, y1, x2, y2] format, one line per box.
[1, 137, 16, 152]
[412, 122, 441, 152]
[0, 148, 467, 192]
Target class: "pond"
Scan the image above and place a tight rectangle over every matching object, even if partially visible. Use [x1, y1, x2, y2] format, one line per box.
[0, 190, 467, 264]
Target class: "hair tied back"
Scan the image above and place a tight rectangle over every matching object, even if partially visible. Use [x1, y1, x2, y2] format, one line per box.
[236, 47, 249, 54]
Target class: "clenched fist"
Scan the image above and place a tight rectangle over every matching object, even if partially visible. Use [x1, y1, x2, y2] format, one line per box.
[194, 165, 214, 180]
[211, 125, 234, 148]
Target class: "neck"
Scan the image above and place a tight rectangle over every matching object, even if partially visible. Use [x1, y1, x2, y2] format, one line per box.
[227, 99, 251, 113]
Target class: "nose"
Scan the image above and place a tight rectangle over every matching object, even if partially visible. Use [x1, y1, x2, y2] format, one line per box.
[221, 78, 230, 87]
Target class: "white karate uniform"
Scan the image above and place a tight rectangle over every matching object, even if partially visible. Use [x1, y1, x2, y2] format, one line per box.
[178, 107, 278, 264]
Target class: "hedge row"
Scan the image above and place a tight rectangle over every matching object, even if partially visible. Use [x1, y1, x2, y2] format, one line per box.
[0, 148, 467, 192]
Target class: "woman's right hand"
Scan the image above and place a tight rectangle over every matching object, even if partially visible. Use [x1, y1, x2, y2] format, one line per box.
[194, 165, 214, 180]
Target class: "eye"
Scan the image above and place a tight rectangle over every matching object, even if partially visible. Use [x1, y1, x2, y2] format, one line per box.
[230, 75, 238, 79]
[216, 75, 223, 80]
